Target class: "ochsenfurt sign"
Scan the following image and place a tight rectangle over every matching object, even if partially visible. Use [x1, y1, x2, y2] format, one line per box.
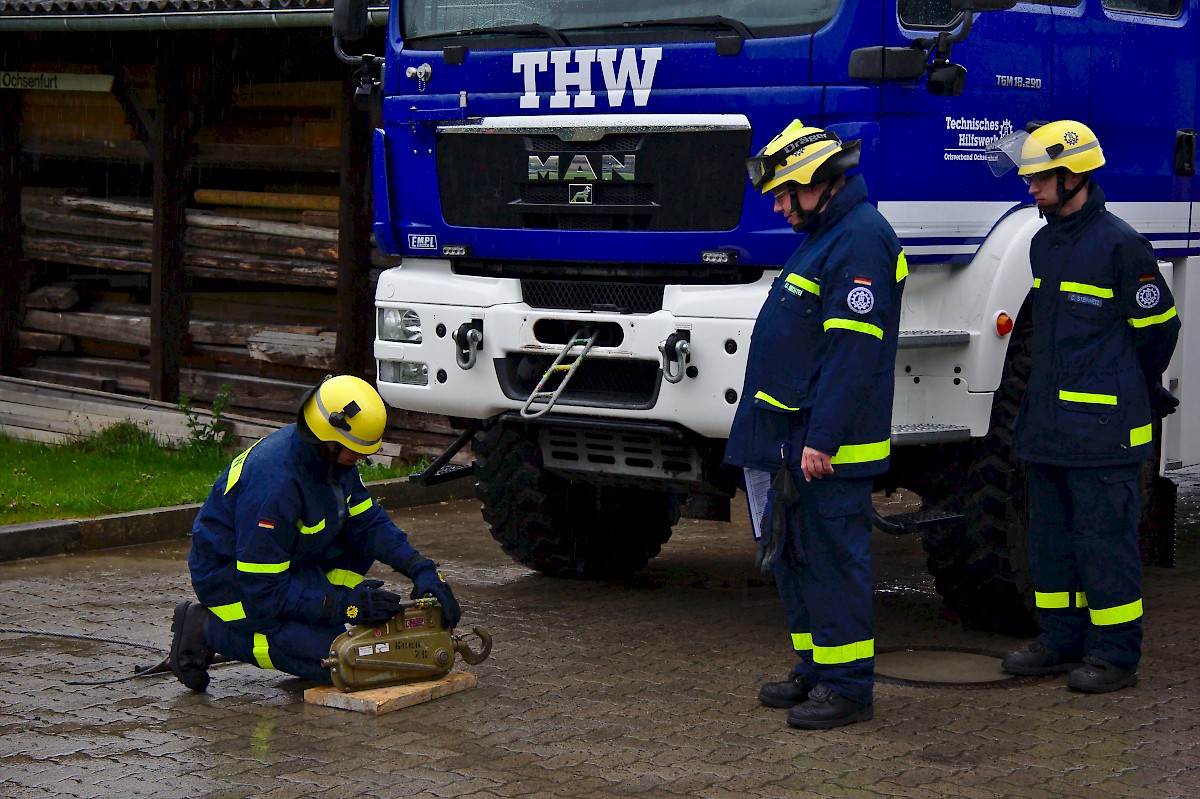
[0, 72, 114, 92]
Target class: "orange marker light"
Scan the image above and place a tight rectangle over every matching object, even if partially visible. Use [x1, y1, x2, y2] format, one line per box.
[995, 312, 1014, 338]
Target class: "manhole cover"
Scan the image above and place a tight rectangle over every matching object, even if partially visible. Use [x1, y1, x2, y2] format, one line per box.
[875, 647, 1041, 689]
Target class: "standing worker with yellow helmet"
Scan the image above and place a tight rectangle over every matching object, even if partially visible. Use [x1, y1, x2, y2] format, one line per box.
[726, 121, 906, 729]
[167, 374, 460, 692]
[988, 121, 1180, 691]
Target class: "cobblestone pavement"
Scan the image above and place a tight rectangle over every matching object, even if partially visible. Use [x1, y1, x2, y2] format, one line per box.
[2, 472, 1198, 799]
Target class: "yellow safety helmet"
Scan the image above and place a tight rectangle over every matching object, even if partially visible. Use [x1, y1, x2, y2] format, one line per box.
[1018, 120, 1105, 176]
[746, 120, 861, 194]
[297, 374, 387, 455]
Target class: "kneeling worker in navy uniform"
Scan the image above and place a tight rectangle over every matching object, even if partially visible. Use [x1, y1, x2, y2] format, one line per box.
[168, 374, 460, 691]
[727, 121, 906, 729]
[989, 121, 1180, 692]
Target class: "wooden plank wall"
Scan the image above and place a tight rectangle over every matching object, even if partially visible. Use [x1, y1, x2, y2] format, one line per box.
[1, 30, 458, 465]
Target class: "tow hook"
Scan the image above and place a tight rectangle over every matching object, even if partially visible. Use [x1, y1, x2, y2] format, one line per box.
[659, 330, 692, 384]
[454, 320, 484, 370]
[453, 627, 493, 665]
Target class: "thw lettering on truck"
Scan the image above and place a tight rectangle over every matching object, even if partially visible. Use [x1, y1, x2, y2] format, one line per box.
[512, 48, 662, 109]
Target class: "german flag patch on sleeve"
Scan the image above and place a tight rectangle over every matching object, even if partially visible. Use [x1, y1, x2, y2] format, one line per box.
[258, 519, 276, 530]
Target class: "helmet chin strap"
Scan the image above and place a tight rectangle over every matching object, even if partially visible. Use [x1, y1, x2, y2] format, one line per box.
[1044, 171, 1089, 216]
[789, 181, 836, 232]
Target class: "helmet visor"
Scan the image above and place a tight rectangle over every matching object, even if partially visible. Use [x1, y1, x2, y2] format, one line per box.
[985, 131, 1029, 177]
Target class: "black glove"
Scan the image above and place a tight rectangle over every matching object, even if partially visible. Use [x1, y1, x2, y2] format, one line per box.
[1149, 384, 1179, 420]
[337, 579, 404, 626]
[410, 562, 461, 629]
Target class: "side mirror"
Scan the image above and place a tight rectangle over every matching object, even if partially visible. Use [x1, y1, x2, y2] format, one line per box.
[951, 0, 1018, 10]
[334, 0, 369, 42]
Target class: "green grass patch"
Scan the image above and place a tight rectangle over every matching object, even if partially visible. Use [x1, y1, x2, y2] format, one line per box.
[0, 424, 421, 526]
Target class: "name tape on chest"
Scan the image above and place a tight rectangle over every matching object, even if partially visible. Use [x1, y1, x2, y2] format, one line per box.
[1066, 292, 1103, 308]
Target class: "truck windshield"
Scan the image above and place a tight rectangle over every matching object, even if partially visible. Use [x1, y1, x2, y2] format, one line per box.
[401, 0, 840, 42]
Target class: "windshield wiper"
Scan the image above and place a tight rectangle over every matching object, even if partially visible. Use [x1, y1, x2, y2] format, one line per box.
[407, 23, 568, 47]
[565, 15, 754, 40]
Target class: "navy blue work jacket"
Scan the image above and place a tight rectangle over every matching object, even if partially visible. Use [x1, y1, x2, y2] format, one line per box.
[1016, 183, 1180, 467]
[188, 425, 421, 630]
[725, 175, 905, 479]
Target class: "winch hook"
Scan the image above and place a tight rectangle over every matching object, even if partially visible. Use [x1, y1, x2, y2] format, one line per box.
[453, 626, 492, 665]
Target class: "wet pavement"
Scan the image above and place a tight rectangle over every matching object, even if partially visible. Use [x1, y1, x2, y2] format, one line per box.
[1, 471, 1198, 799]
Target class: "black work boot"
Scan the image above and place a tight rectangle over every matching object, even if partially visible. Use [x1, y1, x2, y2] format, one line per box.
[758, 675, 814, 709]
[1001, 642, 1082, 677]
[169, 601, 215, 692]
[1067, 656, 1138, 693]
[786, 684, 873, 730]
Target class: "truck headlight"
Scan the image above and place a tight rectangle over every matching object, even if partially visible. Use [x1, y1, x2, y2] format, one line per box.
[379, 307, 422, 343]
[380, 360, 429, 386]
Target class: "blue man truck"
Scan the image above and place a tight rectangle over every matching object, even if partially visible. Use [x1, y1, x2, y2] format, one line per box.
[333, 0, 1198, 632]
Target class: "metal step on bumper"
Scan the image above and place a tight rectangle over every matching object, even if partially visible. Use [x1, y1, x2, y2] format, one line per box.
[874, 508, 966, 536]
[898, 329, 971, 349]
[891, 423, 972, 445]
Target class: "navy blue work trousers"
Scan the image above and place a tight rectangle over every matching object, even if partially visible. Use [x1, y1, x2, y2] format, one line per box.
[1025, 462, 1144, 669]
[773, 475, 875, 705]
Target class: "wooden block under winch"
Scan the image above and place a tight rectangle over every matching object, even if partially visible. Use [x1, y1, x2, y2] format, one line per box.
[303, 671, 477, 716]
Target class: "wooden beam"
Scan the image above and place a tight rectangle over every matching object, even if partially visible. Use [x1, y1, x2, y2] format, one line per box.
[0, 45, 24, 376]
[335, 74, 374, 378]
[150, 38, 195, 402]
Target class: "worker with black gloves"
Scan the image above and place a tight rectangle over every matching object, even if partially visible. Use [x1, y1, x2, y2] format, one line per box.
[726, 120, 905, 730]
[168, 374, 461, 692]
[988, 120, 1180, 692]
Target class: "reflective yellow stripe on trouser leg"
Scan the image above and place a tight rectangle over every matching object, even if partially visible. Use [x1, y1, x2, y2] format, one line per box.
[253, 632, 275, 670]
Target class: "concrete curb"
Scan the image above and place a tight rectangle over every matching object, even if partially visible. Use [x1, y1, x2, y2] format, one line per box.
[0, 476, 472, 563]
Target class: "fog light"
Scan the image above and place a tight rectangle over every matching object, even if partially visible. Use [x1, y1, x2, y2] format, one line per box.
[379, 307, 422, 343]
[701, 249, 737, 265]
[442, 244, 471, 257]
[380, 360, 429, 386]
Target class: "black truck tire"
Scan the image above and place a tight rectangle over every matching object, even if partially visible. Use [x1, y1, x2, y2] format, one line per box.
[473, 425, 681, 578]
[921, 319, 1038, 636]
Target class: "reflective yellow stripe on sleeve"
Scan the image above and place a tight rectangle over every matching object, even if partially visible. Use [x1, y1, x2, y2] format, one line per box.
[895, 250, 908, 283]
[348, 497, 374, 517]
[813, 638, 875, 665]
[1130, 424, 1153, 448]
[1090, 599, 1143, 626]
[208, 602, 247, 622]
[236, 560, 290, 574]
[791, 632, 813, 652]
[824, 318, 883, 339]
[252, 632, 275, 670]
[1060, 281, 1114, 298]
[326, 568, 365, 588]
[1033, 277, 1042, 288]
[297, 519, 325, 535]
[785, 273, 820, 296]
[223, 439, 262, 495]
[754, 390, 800, 411]
[1128, 306, 1178, 329]
[830, 439, 891, 465]
[1059, 390, 1118, 406]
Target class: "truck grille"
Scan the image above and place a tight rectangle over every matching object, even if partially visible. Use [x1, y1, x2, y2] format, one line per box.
[437, 129, 751, 231]
[495, 354, 660, 410]
[522, 280, 664, 314]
